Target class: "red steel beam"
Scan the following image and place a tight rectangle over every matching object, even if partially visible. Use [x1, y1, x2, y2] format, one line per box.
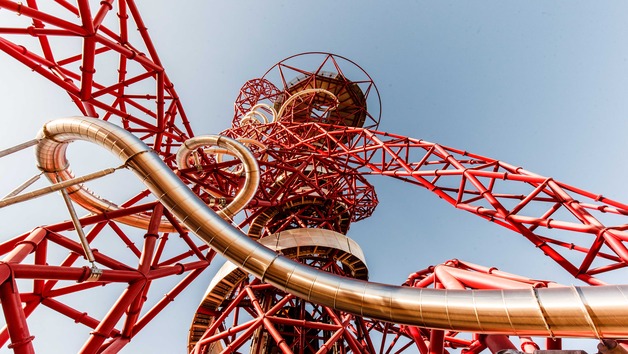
[0, 1, 85, 34]
[0, 280, 34, 354]
[79, 280, 145, 353]
[223, 122, 627, 282]
[0, 228, 47, 353]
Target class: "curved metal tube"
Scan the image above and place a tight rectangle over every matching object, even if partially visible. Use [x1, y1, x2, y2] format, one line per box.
[193, 138, 267, 176]
[241, 103, 276, 125]
[175, 136, 260, 219]
[36, 126, 259, 230]
[36, 117, 628, 338]
[275, 88, 339, 122]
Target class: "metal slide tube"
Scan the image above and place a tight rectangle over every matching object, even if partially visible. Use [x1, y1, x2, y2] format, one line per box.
[34, 125, 178, 232]
[175, 135, 260, 219]
[35, 126, 259, 232]
[35, 117, 628, 338]
[274, 88, 338, 122]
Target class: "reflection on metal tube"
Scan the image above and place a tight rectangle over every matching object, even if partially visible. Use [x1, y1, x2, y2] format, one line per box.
[275, 88, 339, 122]
[36, 117, 628, 338]
[36, 122, 178, 232]
[175, 135, 260, 219]
[36, 125, 259, 231]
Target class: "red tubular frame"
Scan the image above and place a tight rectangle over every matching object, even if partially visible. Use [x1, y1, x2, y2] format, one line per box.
[0, 228, 46, 354]
[190, 279, 378, 354]
[379, 259, 565, 354]
[1, 2, 627, 353]
[0, 202, 212, 353]
[222, 121, 628, 284]
[0, 0, 193, 162]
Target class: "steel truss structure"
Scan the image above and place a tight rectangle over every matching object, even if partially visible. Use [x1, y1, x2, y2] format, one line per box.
[0, 1, 626, 354]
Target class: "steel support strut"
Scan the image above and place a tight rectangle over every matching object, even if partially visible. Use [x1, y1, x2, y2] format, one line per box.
[0, 279, 34, 354]
[222, 121, 628, 283]
[0, 1, 627, 352]
[0, 228, 47, 353]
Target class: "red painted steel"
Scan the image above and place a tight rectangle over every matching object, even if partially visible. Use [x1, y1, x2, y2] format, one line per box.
[0, 1, 626, 353]
[218, 121, 628, 284]
[382, 259, 562, 353]
[0, 202, 213, 352]
[190, 279, 378, 353]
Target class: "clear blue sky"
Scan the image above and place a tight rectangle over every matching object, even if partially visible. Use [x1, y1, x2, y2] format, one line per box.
[0, 1, 627, 352]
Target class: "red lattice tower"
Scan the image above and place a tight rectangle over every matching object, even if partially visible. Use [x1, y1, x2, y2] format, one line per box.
[0, 2, 626, 354]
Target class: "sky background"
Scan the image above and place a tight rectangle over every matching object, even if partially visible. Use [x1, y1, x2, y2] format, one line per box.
[1, 1, 628, 353]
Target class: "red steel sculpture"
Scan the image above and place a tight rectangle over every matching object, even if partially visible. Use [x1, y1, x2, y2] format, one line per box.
[0, 2, 627, 354]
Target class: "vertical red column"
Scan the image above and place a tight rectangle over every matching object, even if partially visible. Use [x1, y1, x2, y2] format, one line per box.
[0, 280, 34, 354]
[546, 338, 562, 350]
[0, 228, 47, 354]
